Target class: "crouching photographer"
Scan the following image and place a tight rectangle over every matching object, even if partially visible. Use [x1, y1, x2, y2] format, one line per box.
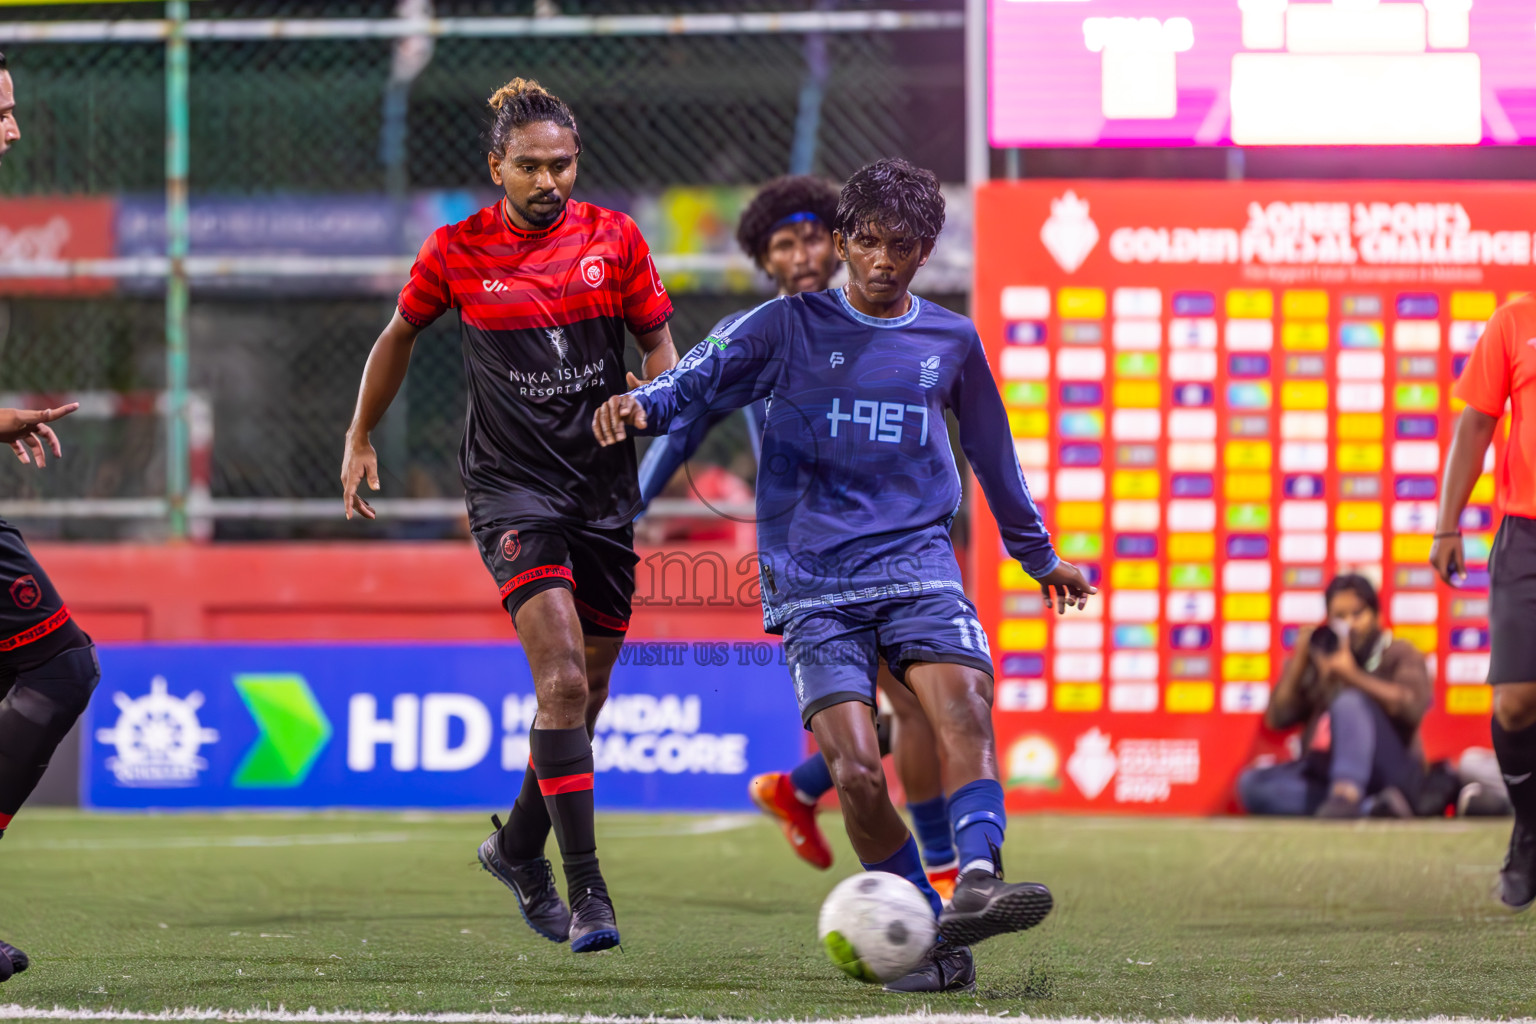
[1239, 574, 1432, 819]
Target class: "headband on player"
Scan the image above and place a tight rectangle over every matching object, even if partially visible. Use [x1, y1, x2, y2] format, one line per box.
[769, 211, 823, 233]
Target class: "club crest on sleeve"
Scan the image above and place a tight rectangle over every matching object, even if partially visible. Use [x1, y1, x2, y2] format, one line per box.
[580, 255, 607, 288]
[500, 530, 521, 562]
[9, 574, 41, 610]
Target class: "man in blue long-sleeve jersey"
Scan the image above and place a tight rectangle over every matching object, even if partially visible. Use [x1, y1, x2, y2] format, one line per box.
[635, 175, 959, 895]
[596, 158, 1094, 992]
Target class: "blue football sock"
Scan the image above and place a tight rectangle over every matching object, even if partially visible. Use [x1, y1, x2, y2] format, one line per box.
[788, 751, 834, 802]
[862, 834, 942, 918]
[949, 778, 1006, 876]
[906, 795, 956, 868]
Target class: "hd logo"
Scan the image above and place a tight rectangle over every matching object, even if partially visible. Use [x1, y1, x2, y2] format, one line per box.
[87, 644, 801, 811]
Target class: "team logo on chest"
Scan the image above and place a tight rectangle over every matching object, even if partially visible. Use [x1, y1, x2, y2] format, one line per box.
[580, 255, 607, 288]
[919, 355, 941, 388]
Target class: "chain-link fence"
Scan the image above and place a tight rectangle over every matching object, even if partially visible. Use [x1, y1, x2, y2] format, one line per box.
[0, 1, 966, 540]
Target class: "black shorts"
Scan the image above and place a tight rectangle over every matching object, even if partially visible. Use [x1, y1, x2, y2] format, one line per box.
[471, 519, 638, 637]
[0, 518, 85, 674]
[1489, 513, 1536, 685]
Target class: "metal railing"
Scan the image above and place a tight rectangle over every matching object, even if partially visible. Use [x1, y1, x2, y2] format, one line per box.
[0, 10, 963, 43]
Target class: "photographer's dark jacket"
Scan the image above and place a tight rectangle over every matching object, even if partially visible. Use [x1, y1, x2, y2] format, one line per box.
[1266, 631, 1433, 754]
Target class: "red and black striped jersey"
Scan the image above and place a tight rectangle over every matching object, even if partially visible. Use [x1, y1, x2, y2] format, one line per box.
[399, 199, 674, 529]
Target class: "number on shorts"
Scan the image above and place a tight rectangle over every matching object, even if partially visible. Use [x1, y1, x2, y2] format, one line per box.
[952, 616, 991, 655]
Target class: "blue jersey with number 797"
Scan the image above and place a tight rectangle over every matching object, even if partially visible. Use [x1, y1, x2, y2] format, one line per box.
[629, 287, 1059, 632]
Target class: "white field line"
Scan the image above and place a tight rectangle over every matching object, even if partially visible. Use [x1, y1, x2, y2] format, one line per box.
[6, 816, 758, 852]
[601, 814, 758, 838]
[1060, 816, 1498, 835]
[0, 1011, 1531, 1024]
[7, 831, 420, 852]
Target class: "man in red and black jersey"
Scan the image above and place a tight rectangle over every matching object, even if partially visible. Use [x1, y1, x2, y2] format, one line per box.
[0, 52, 104, 985]
[341, 78, 677, 953]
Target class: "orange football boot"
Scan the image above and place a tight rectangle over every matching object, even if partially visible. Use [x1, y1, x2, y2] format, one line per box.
[749, 771, 833, 869]
[927, 863, 960, 905]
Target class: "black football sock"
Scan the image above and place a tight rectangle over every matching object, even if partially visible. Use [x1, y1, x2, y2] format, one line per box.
[0, 644, 99, 829]
[530, 725, 605, 900]
[498, 761, 553, 863]
[1491, 716, 1536, 822]
[500, 719, 597, 863]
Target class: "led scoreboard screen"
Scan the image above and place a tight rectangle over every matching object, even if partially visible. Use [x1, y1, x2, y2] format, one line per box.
[990, 0, 1536, 147]
[973, 181, 1517, 813]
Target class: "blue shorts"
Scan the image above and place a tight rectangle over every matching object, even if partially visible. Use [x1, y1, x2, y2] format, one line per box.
[781, 592, 993, 727]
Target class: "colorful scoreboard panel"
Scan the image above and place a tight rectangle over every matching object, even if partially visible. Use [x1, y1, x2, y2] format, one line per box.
[973, 181, 1520, 813]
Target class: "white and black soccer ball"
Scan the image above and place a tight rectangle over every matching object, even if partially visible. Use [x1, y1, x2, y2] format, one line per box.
[816, 872, 937, 983]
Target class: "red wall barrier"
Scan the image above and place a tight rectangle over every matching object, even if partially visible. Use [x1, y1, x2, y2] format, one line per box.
[31, 542, 768, 642]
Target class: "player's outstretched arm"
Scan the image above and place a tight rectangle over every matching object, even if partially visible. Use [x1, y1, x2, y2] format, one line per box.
[1034, 561, 1096, 616]
[1431, 406, 1498, 584]
[633, 313, 760, 508]
[952, 332, 1094, 613]
[0, 403, 79, 469]
[342, 311, 422, 521]
[602, 304, 785, 449]
[593, 395, 648, 446]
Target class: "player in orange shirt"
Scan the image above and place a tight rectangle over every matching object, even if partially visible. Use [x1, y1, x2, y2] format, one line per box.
[1431, 293, 1536, 911]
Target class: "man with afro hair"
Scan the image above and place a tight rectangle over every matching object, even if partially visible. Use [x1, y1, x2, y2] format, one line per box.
[733, 174, 842, 298]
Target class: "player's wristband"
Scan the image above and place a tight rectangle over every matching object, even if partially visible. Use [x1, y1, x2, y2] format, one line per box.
[1432, 531, 1461, 539]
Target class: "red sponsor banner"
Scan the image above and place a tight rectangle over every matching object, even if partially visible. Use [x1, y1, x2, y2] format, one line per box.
[0, 197, 115, 295]
[973, 181, 1521, 814]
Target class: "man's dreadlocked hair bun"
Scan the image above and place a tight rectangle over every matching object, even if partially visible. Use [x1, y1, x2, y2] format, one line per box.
[487, 77, 582, 157]
[735, 175, 841, 264]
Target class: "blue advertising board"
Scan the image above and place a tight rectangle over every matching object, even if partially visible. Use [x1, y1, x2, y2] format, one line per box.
[110, 192, 495, 294]
[116, 195, 406, 257]
[82, 643, 803, 811]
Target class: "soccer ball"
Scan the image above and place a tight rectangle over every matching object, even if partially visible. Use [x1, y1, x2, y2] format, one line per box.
[816, 872, 937, 983]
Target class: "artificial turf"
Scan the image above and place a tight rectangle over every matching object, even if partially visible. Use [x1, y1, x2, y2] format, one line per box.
[0, 810, 1531, 1021]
